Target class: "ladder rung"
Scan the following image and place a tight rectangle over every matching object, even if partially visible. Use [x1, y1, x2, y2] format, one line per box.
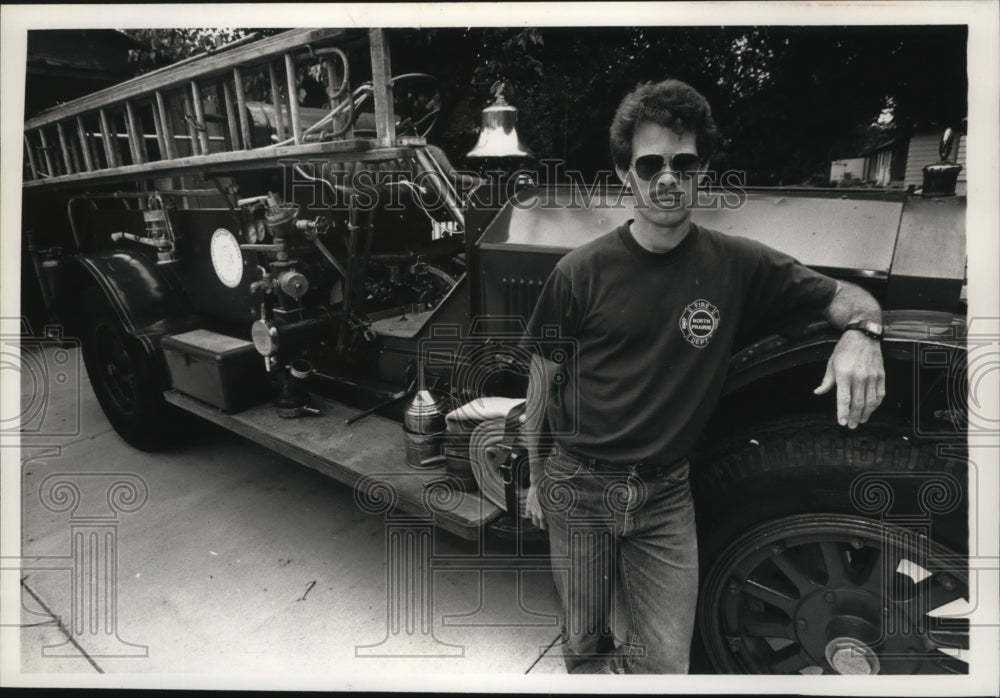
[232, 68, 252, 150]
[68, 132, 82, 174]
[267, 61, 286, 143]
[124, 101, 146, 165]
[98, 108, 119, 168]
[69, 126, 83, 173]
[151, 97, 168, 160]
[221, 79, 239, 151]
[23, 134, 39, 179]
[155, 91, 177, 160]
[37, 127, 56, 175]
[190, 81, 211, 155]
[56, 122, 75, 175]
[76, 116, 94, 172]
[181, 90, 199, 156]
[87, 123, 103, 169]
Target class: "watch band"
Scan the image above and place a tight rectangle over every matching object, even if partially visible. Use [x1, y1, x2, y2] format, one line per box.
[844, 320, 884, 341]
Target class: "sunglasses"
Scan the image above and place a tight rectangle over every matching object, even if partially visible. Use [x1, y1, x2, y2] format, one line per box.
[633, 152, 703, 181]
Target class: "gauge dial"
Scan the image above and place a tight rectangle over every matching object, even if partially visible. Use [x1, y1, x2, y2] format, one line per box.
[247, 218, 267, 244]
[210, 228, 244, 288]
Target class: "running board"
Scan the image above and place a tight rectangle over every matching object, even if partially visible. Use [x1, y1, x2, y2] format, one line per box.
[164, 390, 502, 540]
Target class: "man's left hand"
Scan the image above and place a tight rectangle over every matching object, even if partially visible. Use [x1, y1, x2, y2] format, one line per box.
[813, 330, 886, 428]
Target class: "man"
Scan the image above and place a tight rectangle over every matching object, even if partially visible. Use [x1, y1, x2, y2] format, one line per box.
[520, 79, 885, 674]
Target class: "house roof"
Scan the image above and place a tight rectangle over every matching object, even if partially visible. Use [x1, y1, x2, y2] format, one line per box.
[859, 137, 901, 157]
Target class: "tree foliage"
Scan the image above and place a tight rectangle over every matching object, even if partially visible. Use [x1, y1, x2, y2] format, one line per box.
[390, 25, 966, 185]
[121, 28, 282, 72]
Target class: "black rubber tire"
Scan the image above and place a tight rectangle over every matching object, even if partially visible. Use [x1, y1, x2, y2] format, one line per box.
[689, 413, 968, 674]
[691, 414, 967, 554]
[74, 287, 182, 451]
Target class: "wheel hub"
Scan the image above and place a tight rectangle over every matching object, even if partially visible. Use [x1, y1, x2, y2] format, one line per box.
[794, 586, 881, 671]
[825, 637, 881, 675]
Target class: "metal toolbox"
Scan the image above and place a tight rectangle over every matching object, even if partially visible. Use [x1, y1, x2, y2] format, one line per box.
[162, 330, 271, 412]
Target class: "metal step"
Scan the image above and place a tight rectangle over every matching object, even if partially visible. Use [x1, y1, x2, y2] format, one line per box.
[163, 389, 502, 540]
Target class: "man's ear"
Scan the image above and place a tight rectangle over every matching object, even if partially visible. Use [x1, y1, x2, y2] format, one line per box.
[615, 165, 634, 189]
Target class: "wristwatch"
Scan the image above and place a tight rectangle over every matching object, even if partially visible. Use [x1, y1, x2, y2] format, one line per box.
[844, 319, 884, 341]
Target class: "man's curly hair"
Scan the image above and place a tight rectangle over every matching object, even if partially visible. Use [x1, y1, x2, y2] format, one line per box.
[610, 79, 721, 172]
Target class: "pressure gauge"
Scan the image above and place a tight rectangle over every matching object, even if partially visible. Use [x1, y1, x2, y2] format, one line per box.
[246, 218, 267, 244]
[210, 228, 244, 288]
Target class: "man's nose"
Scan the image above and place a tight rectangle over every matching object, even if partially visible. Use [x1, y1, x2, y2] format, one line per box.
[655, 170, 682, 191]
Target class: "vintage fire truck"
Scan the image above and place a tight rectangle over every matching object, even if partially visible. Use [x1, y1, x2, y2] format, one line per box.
[21, 29, 970, 674]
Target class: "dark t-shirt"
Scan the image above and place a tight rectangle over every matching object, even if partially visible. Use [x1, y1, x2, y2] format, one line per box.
[522, 221, 838, 467]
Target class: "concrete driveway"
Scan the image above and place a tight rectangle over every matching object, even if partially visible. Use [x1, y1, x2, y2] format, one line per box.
[10, 345, 571, 685]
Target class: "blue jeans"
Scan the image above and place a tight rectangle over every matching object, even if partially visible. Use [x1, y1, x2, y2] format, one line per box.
[539, 446, 699, 674]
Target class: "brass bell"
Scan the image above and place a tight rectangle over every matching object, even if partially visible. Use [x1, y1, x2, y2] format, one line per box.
[466, 82, 532, 159]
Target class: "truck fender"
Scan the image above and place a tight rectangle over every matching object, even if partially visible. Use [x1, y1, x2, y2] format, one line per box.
[721, 309, 966, 398]
[53, 250, 196, 354]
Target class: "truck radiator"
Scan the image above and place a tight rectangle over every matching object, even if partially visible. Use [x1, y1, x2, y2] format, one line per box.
[501, 277, 544, 319]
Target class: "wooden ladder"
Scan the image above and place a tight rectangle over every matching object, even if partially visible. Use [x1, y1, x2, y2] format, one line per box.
[22, 28, 393, 187]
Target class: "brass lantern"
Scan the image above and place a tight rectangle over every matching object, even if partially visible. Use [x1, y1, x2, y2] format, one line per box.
[466, 82, 533, 159]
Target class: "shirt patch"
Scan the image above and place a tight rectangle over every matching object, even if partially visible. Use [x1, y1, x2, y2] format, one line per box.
[679, 299, 720, 348]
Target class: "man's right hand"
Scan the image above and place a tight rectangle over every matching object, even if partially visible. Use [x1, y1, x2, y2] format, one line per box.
[524, 483, 546, 531]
